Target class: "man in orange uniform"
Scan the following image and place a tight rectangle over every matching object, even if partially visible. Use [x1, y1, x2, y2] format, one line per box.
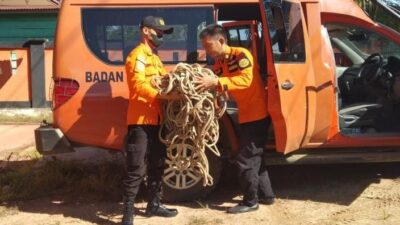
[196, 24, 275, 214]
[122, 16, 178, 225]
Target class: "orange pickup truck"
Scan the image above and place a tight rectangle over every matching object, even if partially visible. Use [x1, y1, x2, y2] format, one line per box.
[35, 0, 400, 201]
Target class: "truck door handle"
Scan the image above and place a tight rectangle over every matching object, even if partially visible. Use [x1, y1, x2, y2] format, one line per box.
[281, 80, 294, 90]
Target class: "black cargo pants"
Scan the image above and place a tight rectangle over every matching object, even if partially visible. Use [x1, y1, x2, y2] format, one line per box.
[236, 117, 275, 206]
[123, 125, 166, 203]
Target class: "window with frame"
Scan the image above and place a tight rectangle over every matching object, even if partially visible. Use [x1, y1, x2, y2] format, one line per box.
[263, 0, 306, 62]
[326, 23, 400, 59]
[226, 27, 253, 50]
[82, 7, 213, 65]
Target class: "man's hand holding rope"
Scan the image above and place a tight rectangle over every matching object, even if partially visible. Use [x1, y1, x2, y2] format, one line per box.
[193, 73, 219, 92]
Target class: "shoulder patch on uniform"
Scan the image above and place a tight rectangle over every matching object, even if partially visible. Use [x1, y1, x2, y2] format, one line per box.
[238, 54, 252, 70]
[238, 58, 250, 68]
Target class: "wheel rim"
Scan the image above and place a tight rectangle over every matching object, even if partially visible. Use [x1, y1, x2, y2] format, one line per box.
[163, 144, 202, 190]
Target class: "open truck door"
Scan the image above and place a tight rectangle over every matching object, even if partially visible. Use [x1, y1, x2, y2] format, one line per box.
[259, 0, 336, 154]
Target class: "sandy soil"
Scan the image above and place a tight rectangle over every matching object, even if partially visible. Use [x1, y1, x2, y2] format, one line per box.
[1, 161, 399, 225]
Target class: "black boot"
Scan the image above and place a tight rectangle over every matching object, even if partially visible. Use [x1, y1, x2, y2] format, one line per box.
[259, 197, 275, 205]
[145, 179, 178, 218]
[227, 203, 259, 214]
[145, 199, 178, 217]
[121, 198, 134, 225]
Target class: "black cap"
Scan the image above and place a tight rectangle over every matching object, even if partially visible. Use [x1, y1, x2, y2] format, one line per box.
[140, 16, 174, 34]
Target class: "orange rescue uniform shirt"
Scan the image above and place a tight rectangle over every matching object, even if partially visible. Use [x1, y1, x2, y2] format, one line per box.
[214, 46, 268, 124]
[125, 43, 166, 125]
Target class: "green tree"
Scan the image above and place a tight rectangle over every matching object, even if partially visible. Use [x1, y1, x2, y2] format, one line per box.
[355, 0, 400, 32]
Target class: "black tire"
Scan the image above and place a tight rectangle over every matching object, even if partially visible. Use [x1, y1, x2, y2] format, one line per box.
[162, 149, 222, 202]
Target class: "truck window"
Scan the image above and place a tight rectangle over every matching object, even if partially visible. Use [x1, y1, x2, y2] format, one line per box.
[326, 23, 400, 59]
[227, 27, 252, 50]
[263, 0, 306, 62]
[82, 7, 213, 65]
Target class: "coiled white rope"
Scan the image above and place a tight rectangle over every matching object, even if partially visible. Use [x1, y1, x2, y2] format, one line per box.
[153, 63, 226, 186]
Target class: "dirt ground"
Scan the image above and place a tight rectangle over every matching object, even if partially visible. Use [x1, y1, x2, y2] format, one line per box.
[1, 158, 399, 225]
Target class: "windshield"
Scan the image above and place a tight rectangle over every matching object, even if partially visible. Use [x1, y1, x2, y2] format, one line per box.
[326, 23, 400, 59]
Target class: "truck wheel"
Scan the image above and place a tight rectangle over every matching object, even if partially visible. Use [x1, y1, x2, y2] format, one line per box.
[162, 148, 222, 202]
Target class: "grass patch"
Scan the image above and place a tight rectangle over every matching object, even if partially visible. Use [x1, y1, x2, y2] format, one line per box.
[0, 109, 52, 124]
[212, 218, 224, 224]
[186, 216, 209, 225]
[195, 200, 209, 209]
[186, 216, 223, 225]
[0, 206, 18, 217]
[0, 158, 124, 202]
[0, 115, 52, 124]
[18, 147, 43, 160]
[382, 209, 391, 220]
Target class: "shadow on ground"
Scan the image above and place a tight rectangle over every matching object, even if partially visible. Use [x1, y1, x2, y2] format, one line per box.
[1, 157, 400, 225]
[269, 163, 400, 205]
[178, 162, 400, 211]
